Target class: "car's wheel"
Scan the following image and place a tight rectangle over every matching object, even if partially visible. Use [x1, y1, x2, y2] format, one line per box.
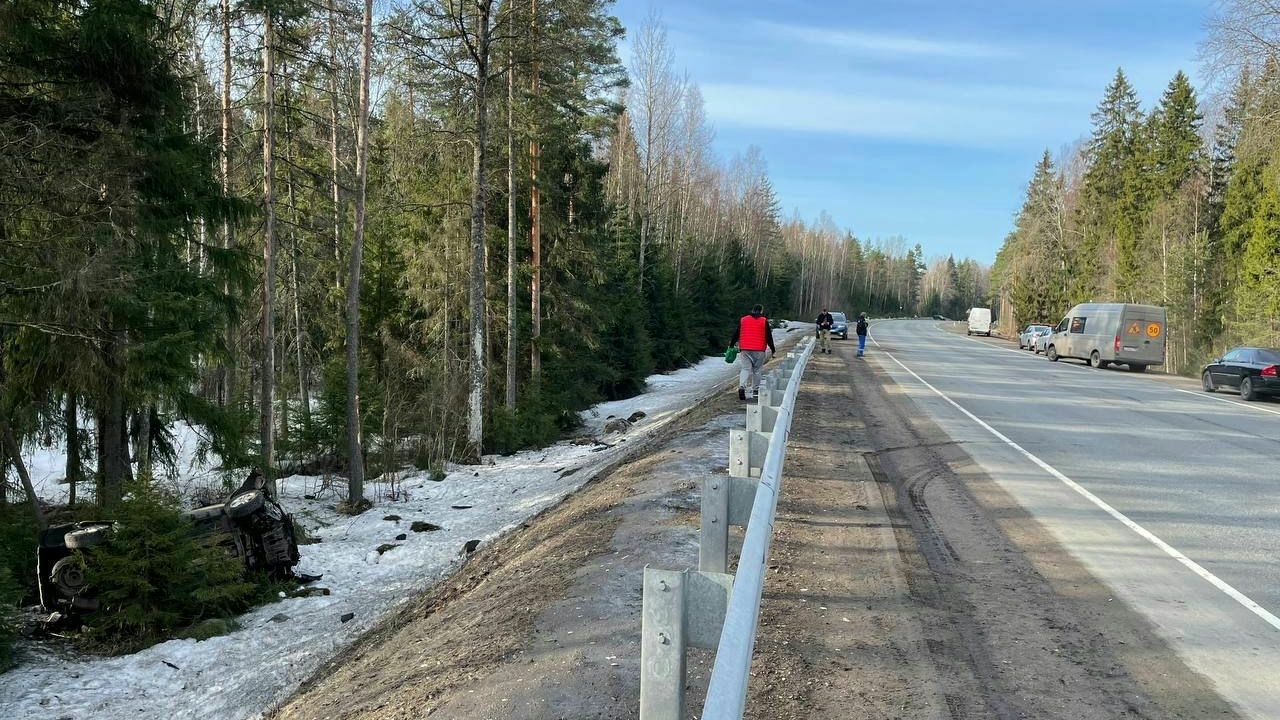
[1241, 377, 1257, 401]
[1047, 345, 1059, 362]
[1202, 372, 1216, 393]
[1090, 351, 1102, 368]
[50, 556, 86, 598]
[64, 525, 112, 549]
[226, 489, 265, 519]
[1127, 364, 1147, 373]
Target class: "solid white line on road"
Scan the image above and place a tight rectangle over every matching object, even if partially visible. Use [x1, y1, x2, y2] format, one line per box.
[1173, 387, 1280, 418]
[867, 333, 1280, 633]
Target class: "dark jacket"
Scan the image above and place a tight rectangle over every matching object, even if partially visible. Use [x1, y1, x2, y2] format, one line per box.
[856, 317, 869, 336]
[816, 312, 833, 330]
[730, 312, 776, 353]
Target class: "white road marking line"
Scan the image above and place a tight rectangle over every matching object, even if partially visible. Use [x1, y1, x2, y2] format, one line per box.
[912, 324, 1280, 419]
[1173, 387, 1280, 417]
[871, 338, 1280, 633]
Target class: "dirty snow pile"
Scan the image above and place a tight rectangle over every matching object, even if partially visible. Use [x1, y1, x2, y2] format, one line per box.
[0, 332, 804, 720]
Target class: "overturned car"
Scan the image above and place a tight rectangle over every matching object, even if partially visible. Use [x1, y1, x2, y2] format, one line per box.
[36, 470, 301, 613]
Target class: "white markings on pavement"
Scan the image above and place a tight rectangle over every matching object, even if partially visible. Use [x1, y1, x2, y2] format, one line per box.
[867, 331, 1280, 633]
[1173, 387, 1280, 418]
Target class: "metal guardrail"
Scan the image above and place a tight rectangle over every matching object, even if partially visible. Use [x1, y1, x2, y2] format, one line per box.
[639, 336, 816, 719]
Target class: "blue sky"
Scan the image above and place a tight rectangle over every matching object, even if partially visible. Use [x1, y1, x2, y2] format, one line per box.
[610, 0, 1215, 264]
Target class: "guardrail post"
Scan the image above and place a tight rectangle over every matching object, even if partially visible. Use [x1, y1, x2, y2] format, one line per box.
[746, 405, 778, 433]
[640, 568, 734, 720]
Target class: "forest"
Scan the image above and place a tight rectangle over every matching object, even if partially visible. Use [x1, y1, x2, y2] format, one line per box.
[992, 0, 1280, 376]
[0, 0, 989, 532]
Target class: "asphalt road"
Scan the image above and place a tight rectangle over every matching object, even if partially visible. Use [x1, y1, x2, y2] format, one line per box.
[863, 319, 1280, 720]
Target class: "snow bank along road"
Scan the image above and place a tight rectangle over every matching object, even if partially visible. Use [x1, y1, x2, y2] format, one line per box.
[867, 319, 1280, 719]
[0, 328, 807, 720]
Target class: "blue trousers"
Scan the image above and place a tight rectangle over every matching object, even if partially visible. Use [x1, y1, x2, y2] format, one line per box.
[857, 334, 866, 355]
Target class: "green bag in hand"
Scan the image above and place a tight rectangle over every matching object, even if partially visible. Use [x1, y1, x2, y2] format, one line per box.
[724, 345, 738, 364]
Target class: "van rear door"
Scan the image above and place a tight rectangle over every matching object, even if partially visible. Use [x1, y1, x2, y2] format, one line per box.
[1119, 307, 1165, 366]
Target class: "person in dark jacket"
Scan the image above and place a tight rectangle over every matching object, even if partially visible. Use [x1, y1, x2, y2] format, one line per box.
[730, 304, 777, 400]
[815, 309, 833, 354]
[856, 312, 869, 357]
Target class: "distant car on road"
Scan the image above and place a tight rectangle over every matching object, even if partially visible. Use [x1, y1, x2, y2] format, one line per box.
[1045, 303, 1166, 372]
[1018, 324, 1053, 350]
[830, 311, 849, 340]
[967, 307, 992, 336]
[932, 314, 951, 321]
[1202, 347, 1280, 401]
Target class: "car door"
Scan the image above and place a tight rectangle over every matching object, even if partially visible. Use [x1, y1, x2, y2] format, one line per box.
[1217, 350, 1244, 388]
[1066, 316, 1088, 359]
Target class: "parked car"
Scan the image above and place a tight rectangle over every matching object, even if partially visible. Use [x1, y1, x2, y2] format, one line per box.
[1201, 347, 1280, 401]
[36, 470, 302, 614]
[830, 311, 849, 339]
[932, 314, 950, 321]
[1018, 324, 1053, 350]
[1034, 331, 1052, 355]
[1044, 303, 1166, 372]
[967, 307, 992, 336]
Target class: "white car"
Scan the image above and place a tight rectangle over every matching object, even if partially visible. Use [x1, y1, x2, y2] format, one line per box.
[1034, 331, 1052, 355]
[1018, 324, 1053, 351]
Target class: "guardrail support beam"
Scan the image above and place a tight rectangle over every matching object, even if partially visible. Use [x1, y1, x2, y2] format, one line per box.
[700, 475, 759, 573]
[640, 568, 734, 720]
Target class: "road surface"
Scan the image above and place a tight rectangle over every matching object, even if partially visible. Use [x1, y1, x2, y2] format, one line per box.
[865, 319, 1280, 719]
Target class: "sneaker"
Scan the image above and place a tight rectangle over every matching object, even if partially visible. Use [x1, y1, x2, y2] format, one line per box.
[737, 387, 746, 401]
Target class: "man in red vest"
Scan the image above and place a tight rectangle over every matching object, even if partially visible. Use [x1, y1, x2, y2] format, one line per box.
[730, 304, 777, 400]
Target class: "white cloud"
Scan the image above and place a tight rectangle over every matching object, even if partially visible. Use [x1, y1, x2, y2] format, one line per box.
[698, 81, 1083, 149]
[756, 20, 1017, 60]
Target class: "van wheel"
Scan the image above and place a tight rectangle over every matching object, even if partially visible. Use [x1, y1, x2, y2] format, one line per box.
[1047, 346, 1059, 362]
[1089, 351, 1101, 368]
[1202, 372, 1216, 393]
[1241, 377, 1257, 401]
[1127, 364, 1147, 374]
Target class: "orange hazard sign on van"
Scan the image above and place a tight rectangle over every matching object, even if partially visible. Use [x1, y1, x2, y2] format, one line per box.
[1146, 322, 1162, 338]
[1127, 321, 1141, 335]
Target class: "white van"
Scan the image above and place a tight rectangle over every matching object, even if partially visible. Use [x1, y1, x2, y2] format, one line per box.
[967, 307, 992, 336]
[1044, 303, 1166, 372]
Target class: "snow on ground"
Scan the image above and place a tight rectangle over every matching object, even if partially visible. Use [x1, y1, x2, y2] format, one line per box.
[0, 329, 805, 720]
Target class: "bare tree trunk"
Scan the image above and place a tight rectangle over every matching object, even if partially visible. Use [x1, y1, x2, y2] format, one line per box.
[136, 407, 152, 479]
[0, 421, 44, 530]
[505, 24, 519, 411]
[467, 0, 494, 460]
[219, 0, 235, 407]
[66, 394, 80, 505]
[292, 243, 310, 429]
[261, 12, 278, 481]
[282, 75, 312, 434]
[347, 0, 373, 504]
[330, 1, 344, 294]
[98, 330, 129, 507]
[528, 0, 542, 381]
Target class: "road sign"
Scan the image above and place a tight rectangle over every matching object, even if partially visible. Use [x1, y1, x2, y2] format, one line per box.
[1146, 322, 1162, 338]
[1127, 322, 1141, 335]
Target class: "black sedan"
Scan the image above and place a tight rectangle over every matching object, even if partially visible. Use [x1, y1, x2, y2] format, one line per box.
[1201, 347, 1280, 401]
